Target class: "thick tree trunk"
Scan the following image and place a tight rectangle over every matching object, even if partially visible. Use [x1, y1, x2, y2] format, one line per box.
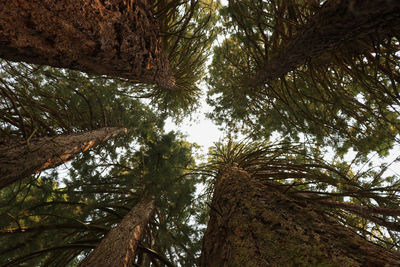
[78, 197, 155, 267]
[200, 166, 400, 266]
[0, 0, 175, 89]
[0, 127, 127, 188]
[251, 0, 400, 86]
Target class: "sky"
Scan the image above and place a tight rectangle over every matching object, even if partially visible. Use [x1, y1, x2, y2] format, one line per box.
[164, 0, 228, 158]
[164, 91, 224, 158]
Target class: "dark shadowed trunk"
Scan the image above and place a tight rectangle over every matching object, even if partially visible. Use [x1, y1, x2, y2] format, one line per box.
[78, 197, 155, 267]
[200, 166, 400, 266]
[0, 0, 175, 89]
[0, 127, 127, 188]
[251, 0, 400, 86]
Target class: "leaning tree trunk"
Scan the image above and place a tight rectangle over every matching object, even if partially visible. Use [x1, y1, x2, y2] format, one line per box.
[0, 127, 127, 189]
[251, 0, 400, 86]
[78, 197, 155, 267]
[200, 166, 400, 266]
[0, 0, 175, 89]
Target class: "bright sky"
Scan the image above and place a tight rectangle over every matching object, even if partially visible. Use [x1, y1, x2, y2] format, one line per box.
[164, 90, 224, 158]
[164, 0, 228, 157]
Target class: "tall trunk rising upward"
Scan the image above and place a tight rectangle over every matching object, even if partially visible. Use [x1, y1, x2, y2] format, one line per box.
[200, 166, 400, 266]
[251, 0, 400, 86]
[0, 0, 175, 89]
[78, 197, 155, 267]
[0, 127, 127, 188]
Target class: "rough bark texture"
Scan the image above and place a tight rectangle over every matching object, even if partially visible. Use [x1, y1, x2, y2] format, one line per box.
[252, 0, 400, 86]
[0, 0, 175, 89]
[78, 197, 155, 267]
[0, 127, 127, 188]
[200, 166, 400, 266]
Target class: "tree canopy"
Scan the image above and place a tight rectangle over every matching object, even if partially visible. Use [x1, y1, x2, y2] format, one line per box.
[207, 0, 400, 156]
[1, 0, 400, 266]
[0, 131, 203, 266]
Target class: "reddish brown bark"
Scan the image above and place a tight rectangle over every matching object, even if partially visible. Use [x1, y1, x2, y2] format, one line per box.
[78, 197, 155, 267]
[200, 166, 400, 266]
[0, 0, 175, 89]
[0, 127, 127, 188]
[251, 0, 400, 86]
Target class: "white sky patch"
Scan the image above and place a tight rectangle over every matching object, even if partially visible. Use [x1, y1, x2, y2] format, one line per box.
[164, 91, 224, 160]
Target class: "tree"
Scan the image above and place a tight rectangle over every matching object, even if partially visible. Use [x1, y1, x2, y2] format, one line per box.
[78, 197, 156, 267]
[0, 60, 163, 184]
[250, 0, 400, 86]
[2, 1, 400, 266]
[0, 131, 203, 266]
[200, 141, 400, 265]
[207, 0, 400, 155]
[0, 0, 219, 97]
[0, 60, 162, 138]
[0, 127, 127, 189]
[201, 165, 400, 266]
[0, 0, 174, 89]
[148, 0, 220, 116]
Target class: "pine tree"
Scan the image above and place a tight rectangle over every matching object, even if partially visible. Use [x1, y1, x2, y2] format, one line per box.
[0, 61, 160, 138]
[200, 141, 400, 266]
[78, 197, 156, 267]
[0, 61, 161, 184]
[0, 131, 202, 266]
[201, 165, 400, 266]
[0, 0, 174, 89]
[0, 0, 219, 95]
[0, 127, 127, 189]
[250, 0, 400, 86]
[208, 0, 400, 155]
[1, 1, 400, 266]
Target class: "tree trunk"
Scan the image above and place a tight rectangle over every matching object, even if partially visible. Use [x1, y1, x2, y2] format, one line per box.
[200, 166, 400, 266]
[0, 0, 175, 89]
[0, 127, 127, 188]
[251, 0, 400, 87]
[78, 197, 155, 267]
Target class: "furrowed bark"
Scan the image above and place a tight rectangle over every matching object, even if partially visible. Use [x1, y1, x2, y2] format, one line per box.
[78, 197, 155, 267]
[200, 166, 400, 266]
[251, 0, 400, 86]
[0, 0, 175, 89]
[0, 127, 127, 189]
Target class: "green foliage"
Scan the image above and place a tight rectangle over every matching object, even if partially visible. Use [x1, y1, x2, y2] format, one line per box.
[1, 0, 400, 265]
[0, 176, 93, 266]
[207, 0, 400, 156]
[0, 61, 162, 139]
[147, 0, 221, 118]
[205, 139, 400, 251]
[0, 131, 204, 266]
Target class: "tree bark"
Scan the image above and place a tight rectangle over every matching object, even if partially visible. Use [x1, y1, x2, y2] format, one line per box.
[0, 0, 175, 89]
[0, 127, 127, 188]
[200, 166, 400, 266]
[78, 197, 155, 267]
[251, 0, 400, 87]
